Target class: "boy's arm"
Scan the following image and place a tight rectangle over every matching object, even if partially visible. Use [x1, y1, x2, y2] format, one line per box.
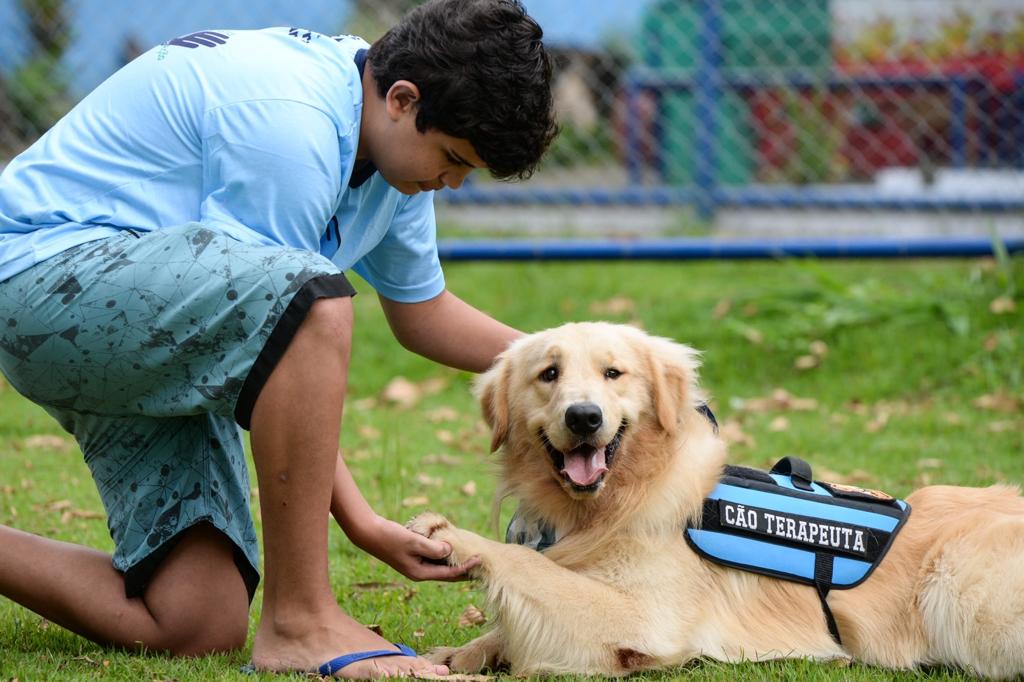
[330, 450, 478, 580]
[379, 289, 522, 371]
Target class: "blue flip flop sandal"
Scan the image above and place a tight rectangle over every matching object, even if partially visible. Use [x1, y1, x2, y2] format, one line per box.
[318, 642, 418, 676]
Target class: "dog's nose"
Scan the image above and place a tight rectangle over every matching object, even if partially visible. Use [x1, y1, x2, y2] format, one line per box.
[565, 402, 603, 436]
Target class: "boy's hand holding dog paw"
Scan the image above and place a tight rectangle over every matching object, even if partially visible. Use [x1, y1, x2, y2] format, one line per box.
[354, 513, 478, 581]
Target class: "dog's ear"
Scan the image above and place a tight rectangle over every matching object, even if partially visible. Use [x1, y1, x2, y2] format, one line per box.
[640, 335, 702, 436]
[474, 355, 512, 452]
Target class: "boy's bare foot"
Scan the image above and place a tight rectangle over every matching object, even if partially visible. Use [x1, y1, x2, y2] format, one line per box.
[252, 605, 448, 679]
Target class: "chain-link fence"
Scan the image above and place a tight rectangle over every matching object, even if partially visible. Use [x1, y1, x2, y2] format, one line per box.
[3, 0, 1023, 243]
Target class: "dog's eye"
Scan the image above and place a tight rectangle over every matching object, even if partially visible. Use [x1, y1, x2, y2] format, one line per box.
[539, 366, 559, 383]
[604, 368, 622, 380]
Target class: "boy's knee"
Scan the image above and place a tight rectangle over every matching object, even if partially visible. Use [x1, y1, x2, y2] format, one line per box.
[151, 580, 249, 656]
[162, 605, 248, 656]
[144, 523, 251, 656]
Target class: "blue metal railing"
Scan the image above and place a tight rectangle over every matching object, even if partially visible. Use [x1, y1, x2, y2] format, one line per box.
[437, 236, 1024, 261]
[438, 0, 1024, 223]
[440, 185, 1024, 212]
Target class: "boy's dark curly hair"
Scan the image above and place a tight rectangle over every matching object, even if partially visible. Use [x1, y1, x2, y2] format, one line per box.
[367, 0, 558, 181]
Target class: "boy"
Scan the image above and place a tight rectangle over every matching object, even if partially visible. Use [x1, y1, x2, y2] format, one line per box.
[0, 0, 556, 677]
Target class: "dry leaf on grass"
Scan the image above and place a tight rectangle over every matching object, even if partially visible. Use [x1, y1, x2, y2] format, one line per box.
[352, 581, 403, 591]
[972, 392, 1021, 414]
[422, 454, 462, 466]
[769, 417, 790, 432]
[813, 467, 875, 486]
[458, 604, 487, 627]
[917, 458, 944, 469]
[984, 334, 999, 352]
[988, 420, 1017, 433]
[419, 377, 449, 396]
[426, 406, 460, 423]
[382, 376, 449, 408]
[719, 420, 755, 448]
[741, 326, 764, 345]
[814, 466, 845, 482]
[401, 496, 430, 508]
[415, 673, 493, 681]
[865, 413, 890, 433]
[416, 473, 443, 487]
[846, 400, 869, 416]
[975, 464, 1008, 482]
[809, 340, 828, 357]
[588, 296, 636, 316]
[352, 397, 378, 411]
[44, 499, 72, 511]
[22, 435, 73, 452]
[862, 418, 887, 433]
[382, 377, 421, 408]
[735, 389, 818, 413]
[461, 481, 477, 497]
[989, 297, 1017, 314]
[712, 299, 732, 320]
[435, 429, 455, 445]
[846, 469, 876, 484]
[794, 355, 819, 370]
[358, 425, 381, 440]
[943, 412, 963, 425]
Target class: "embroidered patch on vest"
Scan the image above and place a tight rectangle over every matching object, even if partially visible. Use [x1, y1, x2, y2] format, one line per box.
[716, 499, 875, 559]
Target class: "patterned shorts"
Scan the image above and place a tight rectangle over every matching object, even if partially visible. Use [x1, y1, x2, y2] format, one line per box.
[0, 223, 354, 599]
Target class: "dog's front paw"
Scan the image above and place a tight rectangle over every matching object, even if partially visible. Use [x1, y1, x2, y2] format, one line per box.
[428, 636, 506, 674]
[406, 511, 453, 540]
[407, 511, 486, 569]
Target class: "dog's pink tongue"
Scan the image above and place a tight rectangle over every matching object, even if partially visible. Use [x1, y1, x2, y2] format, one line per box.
[561, 446, 608, 486]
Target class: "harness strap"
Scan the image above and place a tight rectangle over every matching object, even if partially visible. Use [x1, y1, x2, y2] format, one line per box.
[813, 553, 842, 645]
[771, 456, 814, 491]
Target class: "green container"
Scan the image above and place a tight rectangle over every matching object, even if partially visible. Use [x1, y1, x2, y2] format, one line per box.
[640, 0, 831, 186]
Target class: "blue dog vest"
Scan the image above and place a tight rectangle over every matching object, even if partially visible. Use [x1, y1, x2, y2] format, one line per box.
[685, 457, 910, 644]
[507, 454, 910, 646]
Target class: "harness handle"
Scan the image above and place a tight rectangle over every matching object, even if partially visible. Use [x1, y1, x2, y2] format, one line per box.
[770, 456, 814, 491]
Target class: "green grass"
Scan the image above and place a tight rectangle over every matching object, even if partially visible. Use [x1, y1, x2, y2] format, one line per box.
[1, 256, 1022, 680]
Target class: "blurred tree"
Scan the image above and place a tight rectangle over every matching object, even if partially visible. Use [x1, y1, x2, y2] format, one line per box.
[1, 0, 71, 158]
[346, 0, 419, 42]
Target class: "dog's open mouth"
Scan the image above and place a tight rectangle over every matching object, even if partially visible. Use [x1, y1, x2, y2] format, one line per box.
[540, 421, 627, 492]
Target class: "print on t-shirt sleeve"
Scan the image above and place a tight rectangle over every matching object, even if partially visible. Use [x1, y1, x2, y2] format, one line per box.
[167, 31, 231, 49]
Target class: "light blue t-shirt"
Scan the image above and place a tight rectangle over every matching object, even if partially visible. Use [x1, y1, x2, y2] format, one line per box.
[0, 28, 444, 303]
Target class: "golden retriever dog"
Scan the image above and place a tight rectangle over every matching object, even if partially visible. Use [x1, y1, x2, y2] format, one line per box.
[408, 322, 1024, 678]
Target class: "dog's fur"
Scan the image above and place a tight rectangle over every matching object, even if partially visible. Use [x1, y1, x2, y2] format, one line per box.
[409, 322, 1024, 678]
